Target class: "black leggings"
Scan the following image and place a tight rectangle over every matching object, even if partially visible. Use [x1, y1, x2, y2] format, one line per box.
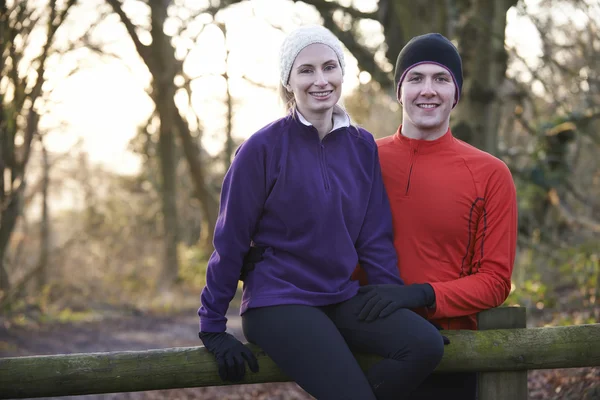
[242, 293, 445, 400]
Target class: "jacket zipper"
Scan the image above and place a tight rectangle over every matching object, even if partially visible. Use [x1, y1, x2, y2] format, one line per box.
[405, 147, 418, 195]
[319, 143, 331, 191]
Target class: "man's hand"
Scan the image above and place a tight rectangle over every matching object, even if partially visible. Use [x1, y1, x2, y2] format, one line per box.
[357, 283, 435, 321]
[198, 332, 259, 382]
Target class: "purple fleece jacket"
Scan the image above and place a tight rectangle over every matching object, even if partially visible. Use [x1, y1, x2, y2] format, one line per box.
[198, 113, 403, 332]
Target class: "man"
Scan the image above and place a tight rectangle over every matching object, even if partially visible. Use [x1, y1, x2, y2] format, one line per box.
[353, 33, 518, 399]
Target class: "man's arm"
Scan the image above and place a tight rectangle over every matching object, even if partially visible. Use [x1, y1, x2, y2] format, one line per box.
[427, 163, 517, 319]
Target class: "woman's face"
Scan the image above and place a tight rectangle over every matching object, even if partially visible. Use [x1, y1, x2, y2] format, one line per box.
[287, 43, 343, 118]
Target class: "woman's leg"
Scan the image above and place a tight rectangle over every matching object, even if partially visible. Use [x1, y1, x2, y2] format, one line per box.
[325, 293, 445, 400]
[242, 304, 377, 400]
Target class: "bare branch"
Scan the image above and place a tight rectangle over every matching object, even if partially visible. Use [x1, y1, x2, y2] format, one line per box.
[553, 196, 600, 233]
[241, 74, 277, 91]
[173, 7, 211, 38]
[180, 75, 203, 136]
[22, 0, 77, 174]
[294, 0, 377, 20]
[321, 16, 390, 86]
[106, 0, 151, 65]
[285, 0, 390, 86]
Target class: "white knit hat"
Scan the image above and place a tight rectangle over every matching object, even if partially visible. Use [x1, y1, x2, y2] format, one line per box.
[279, 25, 346, 86]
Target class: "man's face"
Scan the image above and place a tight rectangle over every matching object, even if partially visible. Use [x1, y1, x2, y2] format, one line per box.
[399, 63, 456, 137]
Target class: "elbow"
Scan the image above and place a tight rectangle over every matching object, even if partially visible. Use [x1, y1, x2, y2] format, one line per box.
[491, 277, 512, 307]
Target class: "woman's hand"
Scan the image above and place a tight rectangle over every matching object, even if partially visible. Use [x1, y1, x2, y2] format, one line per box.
[198, 331, 259, 382]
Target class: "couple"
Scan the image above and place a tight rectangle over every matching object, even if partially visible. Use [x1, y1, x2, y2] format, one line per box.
[197, 26, 518, 400]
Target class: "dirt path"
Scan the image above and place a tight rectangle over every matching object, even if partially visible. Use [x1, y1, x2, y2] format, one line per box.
[1, 310, 598, 400]
[0, 309, 312, 400]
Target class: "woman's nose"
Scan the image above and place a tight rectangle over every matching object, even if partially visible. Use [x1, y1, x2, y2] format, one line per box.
[314, 70, 328, 86]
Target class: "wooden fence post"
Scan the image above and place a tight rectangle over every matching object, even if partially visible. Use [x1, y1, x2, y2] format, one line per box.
[477, 306, 528, 400]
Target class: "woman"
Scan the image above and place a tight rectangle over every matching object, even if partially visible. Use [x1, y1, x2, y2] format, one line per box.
[198, 25, 444, 400]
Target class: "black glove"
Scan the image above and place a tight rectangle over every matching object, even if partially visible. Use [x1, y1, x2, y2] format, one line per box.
[357, 283, 435, 321]
[430, 321, 451, 345]
[198, 331, 259, 382]
[239, 246, 266, 281]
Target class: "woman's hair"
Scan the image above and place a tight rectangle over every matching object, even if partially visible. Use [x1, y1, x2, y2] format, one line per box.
[279, 83, 296, 114]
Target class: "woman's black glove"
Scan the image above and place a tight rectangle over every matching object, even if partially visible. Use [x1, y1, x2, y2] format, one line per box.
[430, 321, 451, 345]
[357, 283, 435, 321]
[198, 331, 259, 382]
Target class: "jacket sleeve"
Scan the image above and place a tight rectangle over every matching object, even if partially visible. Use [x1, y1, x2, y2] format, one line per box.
[354, 141, 404, 286]
[428, 162, 517, 319]
[198, 136, 268, 333]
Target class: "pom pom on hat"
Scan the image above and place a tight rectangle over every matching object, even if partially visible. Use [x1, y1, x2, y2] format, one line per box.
[279, 25, 345, 86]
[394, 33, 463, 105]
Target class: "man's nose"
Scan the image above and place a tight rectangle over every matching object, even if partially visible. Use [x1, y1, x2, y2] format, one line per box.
[421, 78, 436, 95]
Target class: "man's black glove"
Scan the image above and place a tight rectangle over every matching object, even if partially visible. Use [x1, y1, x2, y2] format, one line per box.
[430, 321, 451, 345]
[357, 283, 435, 321]
[198, 331, 259, 382]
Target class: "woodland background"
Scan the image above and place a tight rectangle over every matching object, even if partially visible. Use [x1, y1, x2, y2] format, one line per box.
[0, 0, 599, 398]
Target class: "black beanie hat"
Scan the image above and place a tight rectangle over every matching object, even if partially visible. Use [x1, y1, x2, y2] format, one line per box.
[394, 33, 463, 105]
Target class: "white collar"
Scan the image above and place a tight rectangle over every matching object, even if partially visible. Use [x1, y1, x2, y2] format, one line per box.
[296, 104, 351, 132]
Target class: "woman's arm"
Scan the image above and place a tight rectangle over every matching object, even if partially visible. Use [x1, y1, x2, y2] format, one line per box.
[198, 136, 269, 333]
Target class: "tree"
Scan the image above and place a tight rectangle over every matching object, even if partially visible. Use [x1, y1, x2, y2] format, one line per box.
[104, 1, 248, 285]
[0, 0, 77, 294]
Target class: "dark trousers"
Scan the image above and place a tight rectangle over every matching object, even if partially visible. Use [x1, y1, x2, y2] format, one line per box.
[242, 293, 445, 400]
[409, 371, 478, 400]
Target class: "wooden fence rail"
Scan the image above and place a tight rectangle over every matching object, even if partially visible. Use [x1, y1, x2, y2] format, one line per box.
[0, 316, 599, 399]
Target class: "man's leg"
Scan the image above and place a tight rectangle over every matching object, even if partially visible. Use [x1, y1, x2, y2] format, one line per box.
[325, 293, 445, 400]
[408, 371, 478, 400]
[242, 304, 377, 400]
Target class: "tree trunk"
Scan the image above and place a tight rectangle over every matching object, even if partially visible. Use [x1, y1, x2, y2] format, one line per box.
[107, 0, 219, 255]
[224, 71, 234, 173]
[156, 97, 179, 286]
[0, 0, 11, 294]
[219, 22, 234, 173]
[451, 0, 518, 154]
[378, 0, 517, 153]
[174, 112, 218, 252]
[381, 0, 455, 66]
[0, 194, 20, 293]
[36, 138, 50, 290]
[149, 0, 179, 286]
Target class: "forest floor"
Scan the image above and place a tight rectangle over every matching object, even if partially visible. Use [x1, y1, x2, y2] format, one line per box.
[0, 305, 598, 400]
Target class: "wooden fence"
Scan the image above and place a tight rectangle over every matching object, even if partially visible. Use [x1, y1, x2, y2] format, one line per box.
[1, 307, 599, 399]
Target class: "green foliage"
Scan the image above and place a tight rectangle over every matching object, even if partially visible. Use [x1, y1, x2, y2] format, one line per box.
[508, 238, 599, 326]
[506, 274, 555, 309]
[558, 247, 599, 308]
[177, 243, 210, 289]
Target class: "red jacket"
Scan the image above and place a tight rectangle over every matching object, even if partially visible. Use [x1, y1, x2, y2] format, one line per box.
[353, 127, 517, 330]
